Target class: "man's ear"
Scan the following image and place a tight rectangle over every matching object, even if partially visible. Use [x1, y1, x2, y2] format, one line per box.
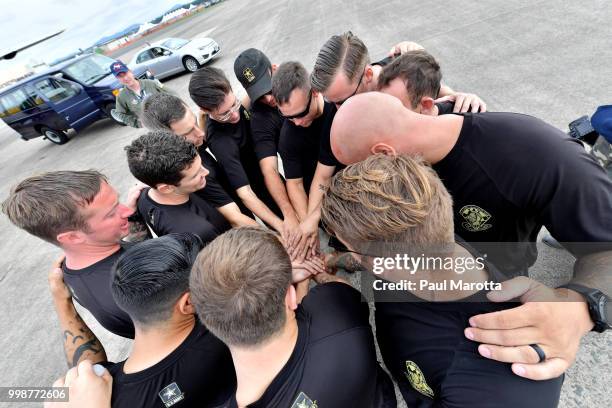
[271, 64, 278, 74]
[156, 183, 175, 194]
[363, 65, 375, 85]
[419, 96, 436, 116]
[177, 292, 195, 315]
[355, 64, 378, 89]
[371, 142, 397, 156]
[56, 230, 86, 246]
[285, 285, 298, 311]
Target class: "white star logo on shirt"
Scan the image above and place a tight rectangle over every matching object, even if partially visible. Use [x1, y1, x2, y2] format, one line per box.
[290, 392, 317, 408]
[158, 382, 185, 407]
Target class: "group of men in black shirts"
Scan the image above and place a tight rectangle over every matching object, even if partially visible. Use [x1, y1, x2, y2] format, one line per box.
[3, 31, 612, 408]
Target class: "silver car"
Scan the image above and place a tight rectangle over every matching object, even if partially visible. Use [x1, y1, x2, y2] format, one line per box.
[129, 37, 220, 79]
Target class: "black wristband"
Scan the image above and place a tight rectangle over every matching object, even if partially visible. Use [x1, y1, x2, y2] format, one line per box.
[560, 283, 610, 333]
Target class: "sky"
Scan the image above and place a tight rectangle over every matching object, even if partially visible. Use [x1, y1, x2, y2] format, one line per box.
[0, 0, 183, 71]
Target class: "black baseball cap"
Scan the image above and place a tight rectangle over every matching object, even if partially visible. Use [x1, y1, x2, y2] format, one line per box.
[234, 48, 272, 102]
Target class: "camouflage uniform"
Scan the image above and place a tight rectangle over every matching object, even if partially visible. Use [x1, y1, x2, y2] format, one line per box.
[591, 136, 612, 177]
[114, 79, 171, 128]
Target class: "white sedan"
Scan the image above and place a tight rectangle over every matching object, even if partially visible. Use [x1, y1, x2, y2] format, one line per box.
[129, 37, 220, 79]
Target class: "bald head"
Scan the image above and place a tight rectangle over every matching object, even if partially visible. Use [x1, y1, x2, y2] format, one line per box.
[330, 92, 412, 165]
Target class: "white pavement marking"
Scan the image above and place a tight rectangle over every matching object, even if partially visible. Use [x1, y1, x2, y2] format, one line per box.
[192, 26, 217, 39]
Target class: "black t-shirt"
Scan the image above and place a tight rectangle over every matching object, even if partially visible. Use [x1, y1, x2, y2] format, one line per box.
[197, 147, 253, 217]
[317, 103, 343, 169]
[223, 282, 396, 408]
[279, 102, 337, 192]
[195, 148, 234, 208]
[63, 248, 134, 339]
[137, 188, 231, 244]
[373, 239, 563, 407]
[206, 107, 281, 217]
[105, 321, 236, 408]
[250, 101, 284, 161]
[436, 101, 455, 115]
[373, 56, 394, 67]
[433, 112, 612, 274]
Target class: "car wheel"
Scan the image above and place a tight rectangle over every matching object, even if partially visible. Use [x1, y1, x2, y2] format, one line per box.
[41, 126, 69, 145]
[104, 103, 126, 126]
[183, 56, 200, 72]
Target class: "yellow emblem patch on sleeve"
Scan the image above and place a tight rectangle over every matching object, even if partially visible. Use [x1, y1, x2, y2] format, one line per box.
[405, 360, 434, 398]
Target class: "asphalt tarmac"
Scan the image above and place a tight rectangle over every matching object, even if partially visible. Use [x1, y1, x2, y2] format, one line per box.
[0, 1, 610, 406]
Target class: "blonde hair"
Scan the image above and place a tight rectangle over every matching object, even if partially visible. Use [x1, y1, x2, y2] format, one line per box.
[189, 227, 292, 347]
[321, 154, 454, 256]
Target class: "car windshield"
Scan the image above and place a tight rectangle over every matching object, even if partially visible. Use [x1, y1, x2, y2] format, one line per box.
[161, 38, 190, 50]
[63, 54, 115, 85]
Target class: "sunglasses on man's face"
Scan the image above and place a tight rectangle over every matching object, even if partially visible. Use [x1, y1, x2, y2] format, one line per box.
[281, 89, 312, 119]
[326, 70, 365, 107]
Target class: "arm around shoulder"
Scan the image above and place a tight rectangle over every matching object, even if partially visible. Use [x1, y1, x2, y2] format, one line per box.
[49, 262, 107, 367]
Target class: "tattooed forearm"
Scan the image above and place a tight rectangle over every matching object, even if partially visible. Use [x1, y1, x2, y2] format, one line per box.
[338, 253, 365, 272]
[63, 330, 83, 344]
[318, 183, 327, 193]
[57, 303, 107, 367]
[72, 339, 103, 367]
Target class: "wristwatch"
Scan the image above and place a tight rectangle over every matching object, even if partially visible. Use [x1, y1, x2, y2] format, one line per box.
[560, 283, 611, 333]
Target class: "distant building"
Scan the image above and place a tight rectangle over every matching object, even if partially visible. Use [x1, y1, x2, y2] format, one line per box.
[0, 64, 33, 89]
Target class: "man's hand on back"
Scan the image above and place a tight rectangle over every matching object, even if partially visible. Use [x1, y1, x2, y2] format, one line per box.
[465, 276, 593, 380]
[435, 93, 487, 113]
[388, 41, 425, 57]
[48, 255, 71, 302]
[125, 182, 147, 211]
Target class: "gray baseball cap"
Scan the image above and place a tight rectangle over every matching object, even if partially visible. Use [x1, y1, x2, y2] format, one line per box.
[234, 48, 272, 102]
